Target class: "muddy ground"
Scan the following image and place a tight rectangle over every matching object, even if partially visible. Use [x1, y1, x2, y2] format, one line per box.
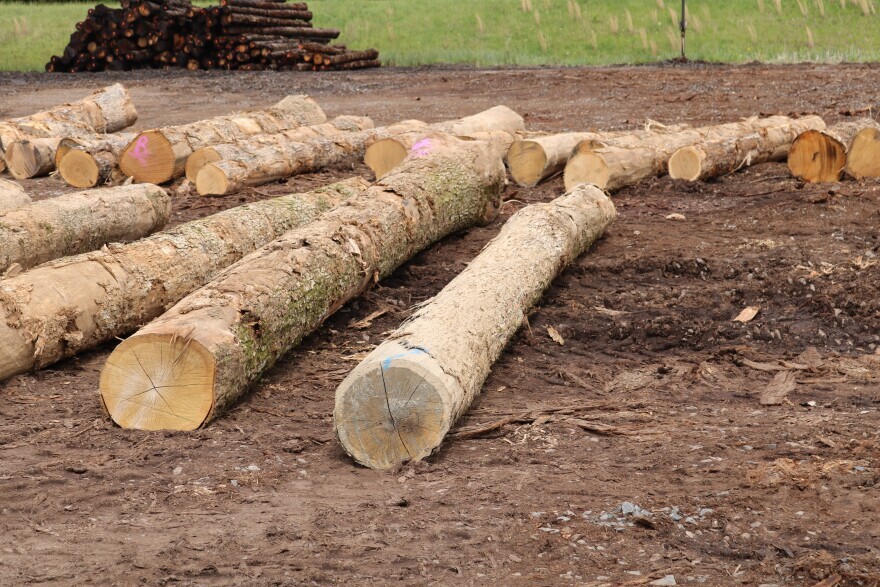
[1, 63, 879, 586]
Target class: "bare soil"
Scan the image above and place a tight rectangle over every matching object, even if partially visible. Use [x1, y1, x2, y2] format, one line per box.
[1, 63, 879, 586]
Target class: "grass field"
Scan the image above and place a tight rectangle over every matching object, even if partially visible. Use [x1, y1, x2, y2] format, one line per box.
[1, 0, 879, 71]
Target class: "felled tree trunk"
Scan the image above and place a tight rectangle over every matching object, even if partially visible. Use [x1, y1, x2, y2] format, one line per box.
[0, 184, 170, 274]
[364, 106, 525, 179]
[194, 119, 426, 196]
[56, 132, 137, 188]
[0, 178, 368, 383]
[788, 119, 880, 182]
[99, 133, 507, 431]
[668, 116, 825, 181]
[118, 94, 325, 184]
[846, 126, 880, 179]
[334, 183, 616, 469]
[0, 179, 31, 215]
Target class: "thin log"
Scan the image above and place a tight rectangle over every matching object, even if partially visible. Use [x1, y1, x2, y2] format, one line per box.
[333, 183, 616, 469]
[319, 49, 379, 65]
[321, 58, 380, 71]
[846, 126, 880, 179]
[0, 178, 368, 383]
[99, 133, 507, 431]
[0, 179, 31, 215]
[222, 26, 339, 39]
[220, 6, 313, 19]
[221, 14, 311, 27]
[788, 118, 880, 182]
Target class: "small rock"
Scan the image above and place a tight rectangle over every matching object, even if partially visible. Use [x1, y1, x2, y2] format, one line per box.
[508, 554, 522, 563]
[245, 464, 260, 472]
[665, 213, 686, 221]
[172, 466, 183, 475]
[699, 508, 714, 517]
[670, 513, 682, 522]
[684, 517, 697, 525]
[621, 502, 638, 515]
[650, 575, 677, 586]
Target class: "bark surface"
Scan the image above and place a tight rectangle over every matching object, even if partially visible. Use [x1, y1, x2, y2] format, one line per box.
[788, 119, 880, 183]
[0, 179, 31, 215]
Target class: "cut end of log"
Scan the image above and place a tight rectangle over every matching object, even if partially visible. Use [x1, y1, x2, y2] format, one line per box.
[58, 149, 101, 188]
[185, 147, 222, 181]
[119, 130, 176, 184]
[364, 138, 408, 180]
[667, 146, 703, 181]
[563, 149, 611, 191]
[5, 141, 42, 180]
[507, 140, 548, 187]
[335, 350, 453, 470]
[845, 127, 880, 179]
[194, 163, 230, 196]
[787, 129, 846, 183]
[100, 333, 216, 431]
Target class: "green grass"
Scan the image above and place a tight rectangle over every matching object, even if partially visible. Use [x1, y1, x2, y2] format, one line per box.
[1, 0, 879, 71]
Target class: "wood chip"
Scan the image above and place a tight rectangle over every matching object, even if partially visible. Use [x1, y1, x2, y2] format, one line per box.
[733, 305, 760, 323]
[760, 370, 797, 405]
[350, 309, 388, 330]
[547, 326, 565, 345]
[593, 305, 628, 317]
[741, 358, 785, 372]
[665, 213, 686, 220]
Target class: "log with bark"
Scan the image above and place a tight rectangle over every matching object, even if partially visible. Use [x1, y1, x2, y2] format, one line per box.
[788, 118, 880, 182]
[0, 178, 368, 383]
[194, 119, 427, 196]
[845, 126, 880, 179]
[99, 133, 508, 430]
[4, 138, 62, 180]
[0, 184, 170, 274]
[56, 132, 138, 188]
[334, 183, 616, 469]
[0, 179, 31, 215]
[364, 106, 525, 179]
[667, 115, 826, 181]
[118, 94, 325, 184]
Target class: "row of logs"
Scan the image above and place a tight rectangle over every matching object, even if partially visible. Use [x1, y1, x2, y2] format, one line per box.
[46, 0, 379, 73]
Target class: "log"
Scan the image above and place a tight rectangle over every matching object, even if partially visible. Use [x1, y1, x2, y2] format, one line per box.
[364, 106, 525, 179]
[222, 26, 339, 39]
[0, 184, 169, 274]
[221, 14, 311, 27]
[564, 116, 824, 191]
[788, 119, 880, 182]
[222, 0, 306, 8]
[668, 116, 826, 181]
[184, 115, 374, 181]
[846, 126, 880, 179]
[0, 179, 31, 215]
[195, 119, 427, 196]
[220, 6, 313, 19]
[118, 94, 326, 184]
[334, 183, 616, 469]
[99, 133, 507, 430]
[4, 138, 61, 180]
[0, 178, 368, 383]
[56, 132, 137, 188]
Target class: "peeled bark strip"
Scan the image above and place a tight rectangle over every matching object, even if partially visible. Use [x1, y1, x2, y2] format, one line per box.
[788, 119, 880, 183]
[564, 116, 821, 191]
[668, 116, 825, 181]
[184, 115, 374, 181]
[56, 133, 138, 188]
[0, 178, 368, 383]
[0, 184, 170, 273]
[100, 134, 507, 431]
[846, 127, 880, 179]
[334, 184, 616, 469]
[118, 95, 326, 184]
[0, 179, 31, 214]
[195, 119, 426, 196]
[364, 106, 525, 179]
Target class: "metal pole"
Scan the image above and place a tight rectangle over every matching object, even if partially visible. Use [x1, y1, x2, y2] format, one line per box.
[680, 0, 687, 60]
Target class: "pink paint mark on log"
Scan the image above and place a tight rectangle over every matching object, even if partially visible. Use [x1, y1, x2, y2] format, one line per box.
[410, 138, 432, 158]
[129, 135, 150, 165]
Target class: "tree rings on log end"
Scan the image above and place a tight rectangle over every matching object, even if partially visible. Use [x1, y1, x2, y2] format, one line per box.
[845, 128, 880, 179]
[564, 151, 611, 191]
[507, 140, 548, 187]
[185, 147, 222, 182]
[335, 352, 451, 470]
[119, 131, 176, 184]
[668, 146, 704, 181]
[100, 333, 216, 431]
[364, 138, 408, 180]
[5, 141, 41, 180]
[195, 163, 230, 196]
[787, 130, 846, 183]
[59, 149, 101, 188]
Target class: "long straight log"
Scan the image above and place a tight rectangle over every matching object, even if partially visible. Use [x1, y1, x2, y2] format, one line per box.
[195, 119, 426, 196]
[221, 14, 311, 27]
[0, 184, 170, 274]
[118, 95, 325, 184]
[846, 126, 880, 179]
[222, 0, 305, 8]
[99, 133, 508, 431]
[0, 179, 31, 215]
[668, 116, 825, 181]
[220, 6, 313, 19]
[56, 132, 137, 188]
[788, 118, 880, 183]
[0, 178, 368, 383]
[222, 26, 339, 39]
[364, 106, 525, 179]
[334, 183, 616, 469]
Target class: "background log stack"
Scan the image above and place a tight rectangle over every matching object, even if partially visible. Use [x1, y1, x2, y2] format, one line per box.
[46, 0, 379, 72]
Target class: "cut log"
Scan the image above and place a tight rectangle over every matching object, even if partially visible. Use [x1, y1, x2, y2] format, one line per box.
[100, 133, 507, 431]
[118, 94, 326, 184]
[4, 138, 61, 180]
[0, 184, 170, 274]
[195, 119, 427, 196]
[0, 179, 31, 215]
[668, 115, 825, 181]
[364, 106, 525, 179]
[0, 178, 368, 383]
[846, 126, 880, 179]
[564, 116, 824, 191]
[334, 183, 616, 469]
[184, 115, 374, 181]
[788, 119, 880, 183]
[56, 132, 137, 188]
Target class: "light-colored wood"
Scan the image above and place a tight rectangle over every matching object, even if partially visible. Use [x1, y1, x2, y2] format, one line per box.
[363, 106, 525, 179]
[4, 138, 61, 179]
[845, 126, 880, 179]
[0, 178, 368, 383]
[788, 119, 880, 183]
[195, 119, 425, 196]
[0, 179, 31, 214]
[0, 184, 170, 274]
[56, 132, 137, 188]
[334, 183, 616, 469]
[101, 133, 507, 430]
[184, 115, 374, 182]
[118, 95, 326, 184]
[668, 116, 825, 181]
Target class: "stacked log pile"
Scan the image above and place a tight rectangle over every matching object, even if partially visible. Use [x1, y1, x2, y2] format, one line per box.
[45, 0, 379, 73]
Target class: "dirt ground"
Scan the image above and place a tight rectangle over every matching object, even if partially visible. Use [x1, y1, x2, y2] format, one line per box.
[1, 63, 880, 586]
